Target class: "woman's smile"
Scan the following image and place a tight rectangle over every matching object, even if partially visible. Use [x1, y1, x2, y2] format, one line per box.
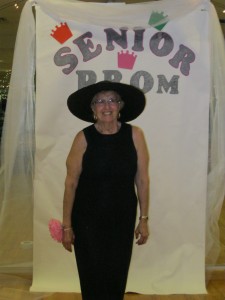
[91, 90, 121, 123]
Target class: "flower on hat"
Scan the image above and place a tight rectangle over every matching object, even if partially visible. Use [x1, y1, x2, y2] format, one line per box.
[48, 219, 63, 243]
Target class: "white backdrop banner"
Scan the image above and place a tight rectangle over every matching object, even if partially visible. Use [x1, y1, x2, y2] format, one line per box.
[31, 0, 210, 294]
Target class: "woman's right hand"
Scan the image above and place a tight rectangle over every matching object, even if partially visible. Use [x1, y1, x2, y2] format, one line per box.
[62, 228, 75, 252]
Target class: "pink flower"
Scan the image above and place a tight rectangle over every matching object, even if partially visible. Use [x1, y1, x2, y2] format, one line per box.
[48, 219, 63, 243]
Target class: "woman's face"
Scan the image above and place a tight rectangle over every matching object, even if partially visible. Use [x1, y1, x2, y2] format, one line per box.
[91, 91, 122, 123]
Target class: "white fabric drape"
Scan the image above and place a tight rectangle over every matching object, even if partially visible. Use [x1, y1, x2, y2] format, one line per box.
[206, 5, 225, 265]
[0, 0, 224, 293]
[0, 1, 35, 270]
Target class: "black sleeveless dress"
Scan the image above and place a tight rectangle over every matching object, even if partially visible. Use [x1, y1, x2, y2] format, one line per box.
[72, 123, 138, 300]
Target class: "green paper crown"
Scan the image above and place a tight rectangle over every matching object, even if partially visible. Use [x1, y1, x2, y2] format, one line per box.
[148, 11, 168, 31]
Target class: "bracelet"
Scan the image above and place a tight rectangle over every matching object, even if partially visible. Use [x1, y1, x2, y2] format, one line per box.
[62, 226, 72, 231]
[139, 216, 148, 221]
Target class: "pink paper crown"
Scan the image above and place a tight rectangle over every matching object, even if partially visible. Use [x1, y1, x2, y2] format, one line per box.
[117, 50, 137, 70]
[48, 219, 63, 243]
[50, 22, 73, 44]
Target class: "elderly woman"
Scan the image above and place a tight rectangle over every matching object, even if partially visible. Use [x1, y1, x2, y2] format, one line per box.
[62, 81, 149, 300]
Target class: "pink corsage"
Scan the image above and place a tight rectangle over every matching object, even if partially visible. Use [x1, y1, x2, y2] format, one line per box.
[48, 219, 63, 243]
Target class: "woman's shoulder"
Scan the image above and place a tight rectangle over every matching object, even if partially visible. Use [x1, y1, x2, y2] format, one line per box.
[71, 127, 89, 149]
[72, 124, 94, 140]
[129, 125, 146, 147]
[122, 122, 143, 135]
[82, 124, 96, 142]
[82, 124, 94, 133]
[66, 129, 87, 164]
[130, 124, 144, 136]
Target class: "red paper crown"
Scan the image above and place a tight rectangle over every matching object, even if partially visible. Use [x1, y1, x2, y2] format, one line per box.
[117, 50, 137, 70]
[50, 22, 73, 44]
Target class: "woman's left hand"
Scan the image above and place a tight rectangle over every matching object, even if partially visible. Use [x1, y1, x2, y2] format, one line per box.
[135, 220, 149, 245]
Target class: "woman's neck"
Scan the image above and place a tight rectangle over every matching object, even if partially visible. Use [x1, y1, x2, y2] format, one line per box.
[95, 121, 121, 135]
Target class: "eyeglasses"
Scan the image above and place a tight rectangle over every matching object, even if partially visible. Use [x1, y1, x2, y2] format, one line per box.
[92, 98, 120, 106]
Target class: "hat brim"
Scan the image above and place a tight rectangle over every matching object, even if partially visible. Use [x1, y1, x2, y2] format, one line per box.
[67, 81, 146, 123]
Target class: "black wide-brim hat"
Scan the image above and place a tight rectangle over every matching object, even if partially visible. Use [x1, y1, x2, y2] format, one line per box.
[67, 81, 146, 123]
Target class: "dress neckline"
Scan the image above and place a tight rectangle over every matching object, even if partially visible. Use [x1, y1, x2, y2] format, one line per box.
[93, 122, 123, 136]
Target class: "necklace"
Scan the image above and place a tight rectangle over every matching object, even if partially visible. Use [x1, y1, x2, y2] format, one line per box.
[95, 122, 121, 134]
